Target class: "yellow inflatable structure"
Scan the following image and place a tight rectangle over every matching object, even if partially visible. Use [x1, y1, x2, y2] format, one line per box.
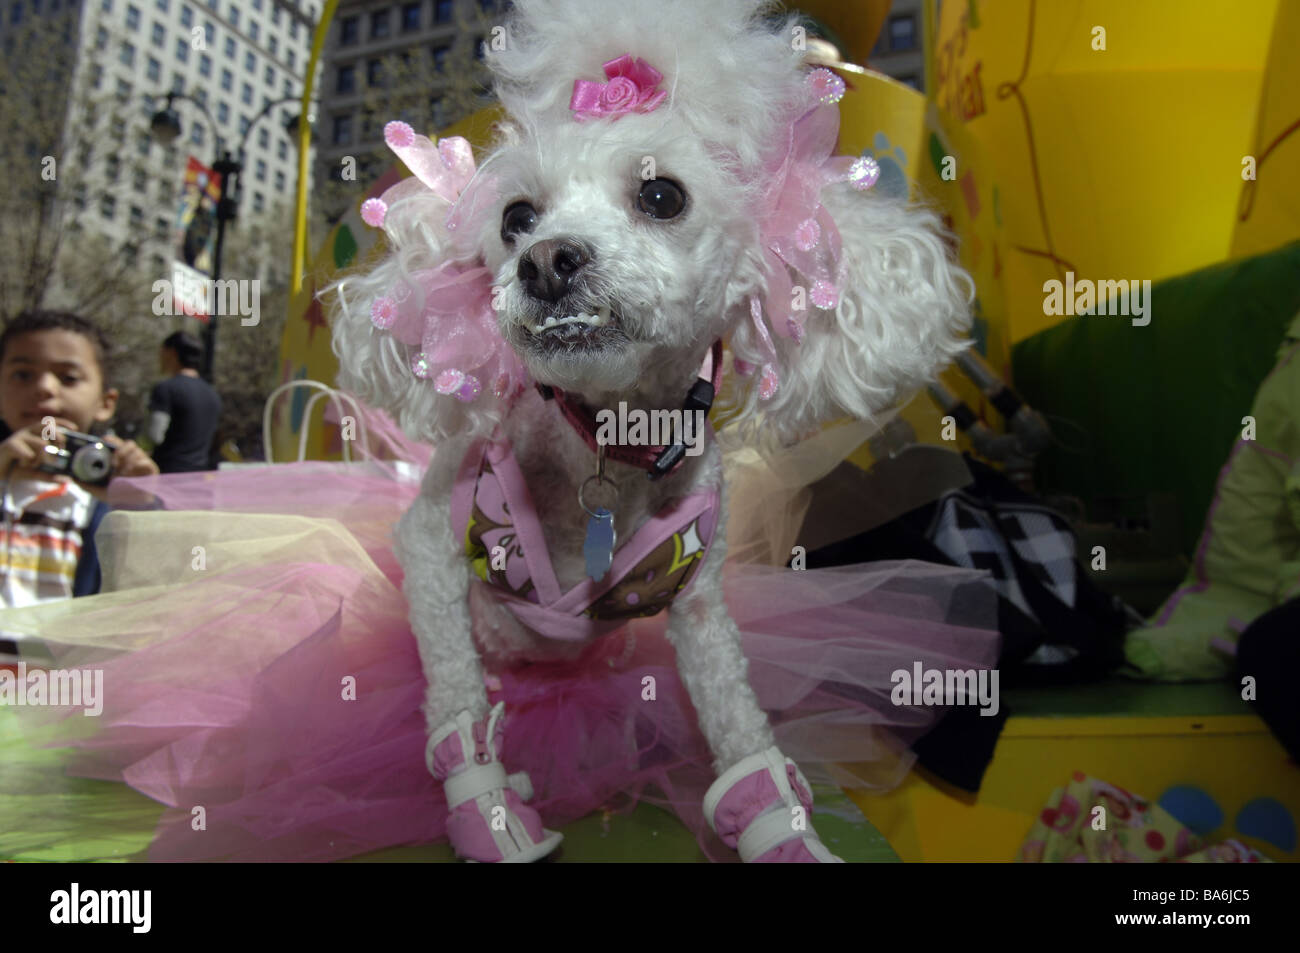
[933, 0, 1300, 345]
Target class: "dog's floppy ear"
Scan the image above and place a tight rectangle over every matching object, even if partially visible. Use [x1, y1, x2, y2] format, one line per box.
[724, 99, 972, 444]
[326, 125, 521, 445]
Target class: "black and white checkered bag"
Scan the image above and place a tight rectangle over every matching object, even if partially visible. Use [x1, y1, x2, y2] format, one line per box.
[931, 496, 1075, 614]
[922, 458, 1130, 681]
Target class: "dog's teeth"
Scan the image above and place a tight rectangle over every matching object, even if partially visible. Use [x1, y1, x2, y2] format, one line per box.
[532, 310, 612, 334]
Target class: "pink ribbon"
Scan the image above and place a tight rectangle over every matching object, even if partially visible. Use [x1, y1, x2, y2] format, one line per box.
[570, 54, 668, 121]
[739, 69, 877, 399]
[368, 261, 523, 402]
[360, 121, 481, 229]
[361, 121, 525, 403]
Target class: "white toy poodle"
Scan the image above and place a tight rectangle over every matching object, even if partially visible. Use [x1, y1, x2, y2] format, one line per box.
[330, 0, 972, 862]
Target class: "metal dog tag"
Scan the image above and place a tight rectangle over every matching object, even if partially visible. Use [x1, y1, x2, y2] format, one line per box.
[584, 508, 616, 582]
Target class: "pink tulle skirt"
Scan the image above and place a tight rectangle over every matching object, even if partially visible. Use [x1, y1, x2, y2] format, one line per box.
[5, 456, 1000, 862]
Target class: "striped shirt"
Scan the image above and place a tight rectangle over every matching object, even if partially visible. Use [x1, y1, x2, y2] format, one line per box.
[0, 477, 96, 610]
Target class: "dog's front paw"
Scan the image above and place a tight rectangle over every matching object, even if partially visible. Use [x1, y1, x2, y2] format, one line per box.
[704, 747, 844, 863]
[427, 702, 563, 863]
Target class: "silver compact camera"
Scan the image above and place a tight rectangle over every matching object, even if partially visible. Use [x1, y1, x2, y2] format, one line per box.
[37, 428, 115, 487]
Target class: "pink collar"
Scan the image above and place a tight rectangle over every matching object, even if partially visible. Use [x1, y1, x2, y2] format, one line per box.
[535, 340, 723, 479]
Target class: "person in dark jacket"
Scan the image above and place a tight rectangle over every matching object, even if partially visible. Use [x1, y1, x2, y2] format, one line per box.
[146, 332, 222, 473]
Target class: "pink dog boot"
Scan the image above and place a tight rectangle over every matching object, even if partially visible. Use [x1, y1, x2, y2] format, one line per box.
[704, 746, 844, 863]
[426, 701, 563, 862]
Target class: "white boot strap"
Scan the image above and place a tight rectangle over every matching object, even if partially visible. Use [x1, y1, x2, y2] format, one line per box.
[484, 700, 505, 742]
[804, 838, 844, 863]
[738, 808, 805, 863]
[424, 733, 447, 776]
[507, 771, 534, 801]
[703, 746, 795, 833]
[443, 762, 508, 809]
[426, 703, 506, 777]
[426, 709, 474, 776]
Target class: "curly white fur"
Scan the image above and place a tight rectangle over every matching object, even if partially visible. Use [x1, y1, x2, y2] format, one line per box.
[327, 0, 973, 846]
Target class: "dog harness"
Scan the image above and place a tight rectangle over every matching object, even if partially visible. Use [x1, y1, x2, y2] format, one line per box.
[450, 434, 720, 642]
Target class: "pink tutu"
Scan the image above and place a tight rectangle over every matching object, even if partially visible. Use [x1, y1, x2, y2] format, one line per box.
[2, 428, 1000, 862]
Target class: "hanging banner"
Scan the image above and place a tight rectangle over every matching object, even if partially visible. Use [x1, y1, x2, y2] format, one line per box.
[171, 156, 223, 321]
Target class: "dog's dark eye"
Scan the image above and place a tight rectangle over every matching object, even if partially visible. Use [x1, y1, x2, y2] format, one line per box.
[501, 201, 538, 244]
[636, 179, 686, 220]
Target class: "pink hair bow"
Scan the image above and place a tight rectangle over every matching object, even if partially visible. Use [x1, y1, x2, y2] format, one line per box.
[570, 54, 668, 121]
[738, 68, 880, 400]
[360, 121, 478, 228]
[361, 120, 526, 403]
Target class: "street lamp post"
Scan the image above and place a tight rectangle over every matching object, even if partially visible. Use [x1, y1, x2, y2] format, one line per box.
[149, 92, 305, 382]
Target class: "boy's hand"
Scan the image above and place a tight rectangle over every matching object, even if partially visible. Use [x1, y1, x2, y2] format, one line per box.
[0, 420, 159, 501]
[78, 436, 159, 503]
[0, 418, 73, 481]
[102, 436, 159, 479]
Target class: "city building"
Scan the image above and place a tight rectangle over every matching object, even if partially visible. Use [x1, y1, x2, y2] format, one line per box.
[314, 0, 500, 218]
[4, 0, 921, 288]
[868, 0, 924, 91]
[3, 0, 319, 283]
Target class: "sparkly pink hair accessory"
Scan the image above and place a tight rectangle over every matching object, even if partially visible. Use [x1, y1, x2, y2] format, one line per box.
[847, 155, 880, 191]
[570, 54, 668, 121]
[361, 121, 524, 403]
[358, 121, 480, 229]
[739, 68, 875, 399]
[367, 261, 523, 403]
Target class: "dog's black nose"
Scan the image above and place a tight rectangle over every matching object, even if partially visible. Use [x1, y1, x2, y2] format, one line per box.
[518, 238, 592, 304]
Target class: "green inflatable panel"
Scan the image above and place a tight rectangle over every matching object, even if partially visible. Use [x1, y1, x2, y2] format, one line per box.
[1013, 241, 1300, 557]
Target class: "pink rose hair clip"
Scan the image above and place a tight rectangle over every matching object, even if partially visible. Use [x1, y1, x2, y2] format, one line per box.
[570, 54, 668, 121]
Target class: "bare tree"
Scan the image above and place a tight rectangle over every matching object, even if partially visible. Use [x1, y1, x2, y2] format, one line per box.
[206, 196, 295, 461]
[0, 5, 154, 324]
[0, 7, 179, 445]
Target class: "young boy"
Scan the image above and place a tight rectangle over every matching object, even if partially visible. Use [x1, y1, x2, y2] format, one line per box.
[0, 311, 159, 660]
